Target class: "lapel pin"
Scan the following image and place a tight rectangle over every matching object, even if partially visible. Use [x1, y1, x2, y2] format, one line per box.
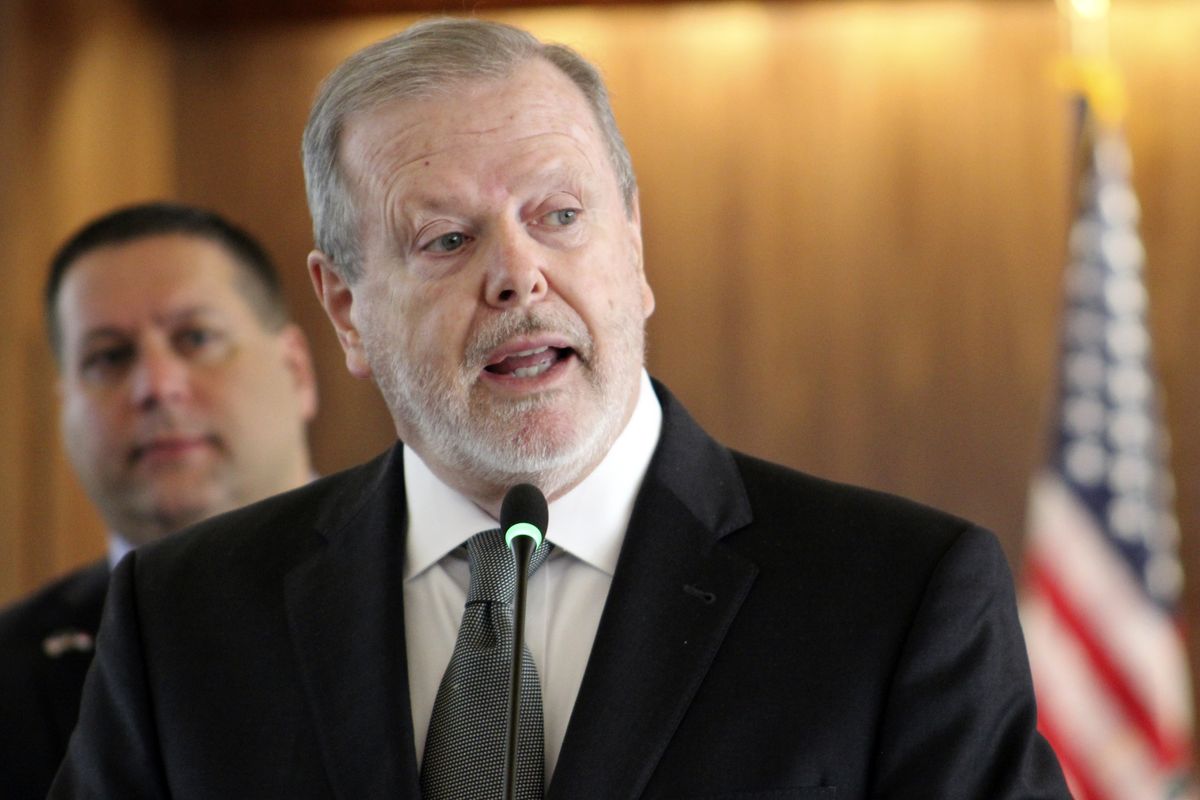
[683, 583, 717, 605]
[42, 630, 95, 658]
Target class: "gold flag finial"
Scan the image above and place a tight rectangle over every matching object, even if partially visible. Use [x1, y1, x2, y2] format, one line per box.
[1055, 0, 1126, 126]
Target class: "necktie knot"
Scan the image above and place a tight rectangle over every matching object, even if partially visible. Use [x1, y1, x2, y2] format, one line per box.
[465, 528, 552, 605]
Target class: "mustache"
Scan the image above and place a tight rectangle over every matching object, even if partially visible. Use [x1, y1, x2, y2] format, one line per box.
[464, 308, 592, 366]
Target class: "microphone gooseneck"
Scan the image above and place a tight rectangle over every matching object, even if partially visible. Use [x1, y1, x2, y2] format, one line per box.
[500, 483, 548, 800]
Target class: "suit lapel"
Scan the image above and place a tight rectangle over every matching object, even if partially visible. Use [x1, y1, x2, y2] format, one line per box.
[43, 646, 98, 748]
[284, 446, 422, 799]
[549, 383, 758, 800]
[40, 561, 108, 748]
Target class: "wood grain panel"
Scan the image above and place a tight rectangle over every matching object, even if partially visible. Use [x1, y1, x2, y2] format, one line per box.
[0, 0, 175, 602]
[4, 3, 1199, 715]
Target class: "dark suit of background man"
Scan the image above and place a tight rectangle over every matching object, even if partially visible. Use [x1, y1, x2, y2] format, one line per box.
[54, 20, 1070, 799]
[0, 202, 318, 798]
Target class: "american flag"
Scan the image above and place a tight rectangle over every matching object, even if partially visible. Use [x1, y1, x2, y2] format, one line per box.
[1018, 98, 1197, 799]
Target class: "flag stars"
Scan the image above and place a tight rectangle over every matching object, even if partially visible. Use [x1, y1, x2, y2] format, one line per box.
[1109, 495, 1151, 541]
[1152, 506, 1184, 603]
[1067, 352, 1106, 391]
[1106, 321, 1149, 361]
[1065, 395, 1106, 437]
[1104, 274, 1147, 316]
[1068, 222, 1105, 275]
[1146, 551, 1184, 602]
[1053, 125, 1182, 608]
[1108, 411, 1151, 450]
[1107, 365, 1151, 406]
[1100, 229, 1145, 273]
[1097, 183, 1140, 228]
[1066, 438, 1108, 487]
[1067, 309, 1106, 346]
[1109, 454, 1153, 494]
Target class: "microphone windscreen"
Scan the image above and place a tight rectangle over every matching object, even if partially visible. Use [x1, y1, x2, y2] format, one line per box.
[500, 483, 548, 536]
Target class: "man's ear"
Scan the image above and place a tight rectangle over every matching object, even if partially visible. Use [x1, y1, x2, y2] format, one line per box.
[628, 191, 655, 319]
[277, 323, 319, 422]
[308, 250, 372, 380]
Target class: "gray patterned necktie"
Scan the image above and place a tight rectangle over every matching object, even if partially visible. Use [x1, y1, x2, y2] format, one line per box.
[420, 529, 553, 800]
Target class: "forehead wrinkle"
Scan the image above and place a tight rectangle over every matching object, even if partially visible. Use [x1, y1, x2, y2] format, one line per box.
[393, 126, 600, 178]
[393, 131, 601, 211]
[348, 80, 604, 175]
[346, 77, 614, 244]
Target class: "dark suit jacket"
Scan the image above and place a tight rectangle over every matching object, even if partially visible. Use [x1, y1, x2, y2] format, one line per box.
[0, 559, 108, 799]
[52, 383, 1068, 798]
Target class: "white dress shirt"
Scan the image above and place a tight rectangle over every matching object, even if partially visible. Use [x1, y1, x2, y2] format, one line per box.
[402, 370, 663, 781]
[107, 533, 135, 570]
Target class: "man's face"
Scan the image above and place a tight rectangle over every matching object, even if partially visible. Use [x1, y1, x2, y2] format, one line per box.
[311, 57, 654, 509]
[57, 234, 317, 544]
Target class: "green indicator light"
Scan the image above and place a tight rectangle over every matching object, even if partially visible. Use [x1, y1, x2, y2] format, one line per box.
[505, 522, 544, 550]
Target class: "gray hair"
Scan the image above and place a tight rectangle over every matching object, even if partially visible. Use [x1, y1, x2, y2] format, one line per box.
[301, 17, 637, 282]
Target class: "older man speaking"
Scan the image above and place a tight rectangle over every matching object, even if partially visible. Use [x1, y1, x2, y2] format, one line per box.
[53, 22, 1067, 799]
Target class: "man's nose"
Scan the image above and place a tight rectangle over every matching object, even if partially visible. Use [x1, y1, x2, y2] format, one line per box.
[483, 221, 549, 309]
[130, 346, 191, 409]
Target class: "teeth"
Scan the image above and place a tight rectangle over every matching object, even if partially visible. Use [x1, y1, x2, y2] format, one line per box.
[512, 361, 553, 378]
[510, 346, 549, 358]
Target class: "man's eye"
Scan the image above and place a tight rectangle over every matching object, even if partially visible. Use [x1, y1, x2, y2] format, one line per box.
[174, 328, 224, 355]
[424, 232, 469, 253]
[80, 345, 134, 378]
[543, 208, 579, 227]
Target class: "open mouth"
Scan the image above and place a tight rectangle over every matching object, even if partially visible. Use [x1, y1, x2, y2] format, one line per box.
[484, 345, 574, 379]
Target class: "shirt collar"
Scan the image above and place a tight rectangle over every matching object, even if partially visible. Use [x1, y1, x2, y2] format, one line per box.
[107, 532, 135, 570]
[403, 370, 663, 580]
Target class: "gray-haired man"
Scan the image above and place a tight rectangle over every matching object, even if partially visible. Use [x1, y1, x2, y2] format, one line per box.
[54, 20, 1067, 799]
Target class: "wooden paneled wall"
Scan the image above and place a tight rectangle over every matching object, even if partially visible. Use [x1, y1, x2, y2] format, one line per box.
[0, 0, 176, 604]
[3, 1, 1198, 693]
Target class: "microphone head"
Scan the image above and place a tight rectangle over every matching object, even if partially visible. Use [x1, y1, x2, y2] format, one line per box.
[501, 484, 548, 544]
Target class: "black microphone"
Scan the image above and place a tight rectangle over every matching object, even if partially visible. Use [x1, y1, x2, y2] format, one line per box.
[500, 484, 548, 800]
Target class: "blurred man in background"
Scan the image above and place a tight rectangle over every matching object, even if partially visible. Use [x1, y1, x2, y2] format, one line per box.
[0, 202, 318, 798]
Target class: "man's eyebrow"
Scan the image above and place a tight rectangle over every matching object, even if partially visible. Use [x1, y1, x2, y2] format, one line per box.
[75, 306, 228, 342]
[78, 326, 131, 347]
[390, 154, 594, 228]
[155, 305, 227, 325]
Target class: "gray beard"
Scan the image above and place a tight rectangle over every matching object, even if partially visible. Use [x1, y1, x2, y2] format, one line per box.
[366, 309, 640, 497]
